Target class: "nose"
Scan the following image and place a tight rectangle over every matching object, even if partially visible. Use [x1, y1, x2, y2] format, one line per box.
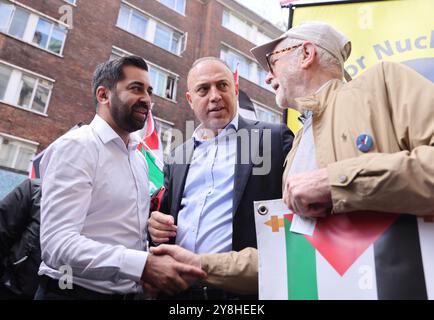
[265, 71, 274, 85]
[140, 91, 152, 106]
[209, 86, 222, 102]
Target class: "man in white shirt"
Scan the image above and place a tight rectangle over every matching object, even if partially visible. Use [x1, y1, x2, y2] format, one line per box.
[35, 56, 205, 300]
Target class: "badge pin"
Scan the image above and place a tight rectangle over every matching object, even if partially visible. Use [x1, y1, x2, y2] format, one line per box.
[356, 134, 374, 153]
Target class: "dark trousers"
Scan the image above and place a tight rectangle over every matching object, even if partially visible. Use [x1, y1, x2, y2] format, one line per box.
[159, 284, 256, 300]
[34, 275, 137, 300]
[0, 283, 32, 300]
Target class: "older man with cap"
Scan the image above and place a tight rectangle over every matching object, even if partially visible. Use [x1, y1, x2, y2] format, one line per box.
[152, 21, 434, 296]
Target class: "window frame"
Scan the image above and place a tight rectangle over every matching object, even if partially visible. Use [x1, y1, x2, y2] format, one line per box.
[154, 117, 174, 160]
[63, 0, 77, 5]
[0, 1, 68, 56]
[0, 133, 38, 173]
[221, 44, 273, 92]
[0, 60, 54, 116]
[221, 8, 273, 46]
[117, 2, 187, 56]
[158, 0, 186, 16]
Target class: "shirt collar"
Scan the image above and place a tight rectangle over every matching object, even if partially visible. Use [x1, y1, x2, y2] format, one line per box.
[192, 112, 239, 146]
[90, 115, 140, 149]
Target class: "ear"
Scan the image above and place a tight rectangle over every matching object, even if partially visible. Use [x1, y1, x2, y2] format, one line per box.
[300, 42, 317, 70]
[234, 84, 239, 97]
[96, 86, 110, 105]
[185, 91, 193, 110]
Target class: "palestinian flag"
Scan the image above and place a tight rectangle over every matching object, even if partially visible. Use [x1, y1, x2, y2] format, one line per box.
[137, 111, 164, 195]
[254, 199, 434, 300]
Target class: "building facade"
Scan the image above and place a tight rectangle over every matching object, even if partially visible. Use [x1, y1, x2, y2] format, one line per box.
[0, 0, 283, 196]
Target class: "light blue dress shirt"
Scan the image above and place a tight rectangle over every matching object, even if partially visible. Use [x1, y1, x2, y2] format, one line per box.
[175, 113, 239, 254]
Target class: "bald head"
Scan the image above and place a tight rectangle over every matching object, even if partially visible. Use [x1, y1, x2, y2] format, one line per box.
[187, 57, 234, 90]
[185, 56, 238, 134]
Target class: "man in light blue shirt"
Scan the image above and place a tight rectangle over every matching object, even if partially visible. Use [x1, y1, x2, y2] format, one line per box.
[148, 57, 293, 299]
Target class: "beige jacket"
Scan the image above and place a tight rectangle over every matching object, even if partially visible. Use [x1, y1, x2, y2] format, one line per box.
[201, 61, 434, 294]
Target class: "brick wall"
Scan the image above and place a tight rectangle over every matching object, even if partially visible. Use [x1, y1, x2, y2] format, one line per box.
[0, 0, 282, 154]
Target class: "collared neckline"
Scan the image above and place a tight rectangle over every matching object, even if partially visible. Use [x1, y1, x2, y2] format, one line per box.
[295, 79, 344, 114]
[192, 111, 239, 147]
[90, 114, 140, 150]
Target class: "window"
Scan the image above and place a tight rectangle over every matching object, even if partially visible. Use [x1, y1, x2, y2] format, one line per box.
[8, 7, 29, 39]
[0, 1, 13, 33]
[221, 48, 251, 80]
[154, 118, 173, 160]
[0, 62, 53, 114]
[222, 9, 273, 46]
[154, 23, 182, 54]
[222, 10, 251, 40]
[0, 134, 37, 172]
[110, 47, 178, 101]
[0, 1, 67, 55]
[0, 64, 11, 100]
[257, 67, 273, 91]
[32, 18, 67, 54]
[64, 0, 76, 4]
[256, 31, 273, 45]
[116, 4, 187, 55]
[149, 67, 177, 100]
[130, 11, 148, 39]
[158, 0, 186, 15]
[221, 46, 272, 91]
[254, 103, 282, 124]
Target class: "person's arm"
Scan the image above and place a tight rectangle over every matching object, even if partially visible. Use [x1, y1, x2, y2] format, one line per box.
[150, 245, 258, 295]
[201, 247, 258, 295]
[327, 62, 434, 216]
[0, 179, 33, 262]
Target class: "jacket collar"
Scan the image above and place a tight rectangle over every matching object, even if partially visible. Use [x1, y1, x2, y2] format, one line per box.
[295, 79, 344, 114]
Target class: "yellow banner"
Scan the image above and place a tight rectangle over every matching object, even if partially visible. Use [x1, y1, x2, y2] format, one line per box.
[287, 0, 434, 132]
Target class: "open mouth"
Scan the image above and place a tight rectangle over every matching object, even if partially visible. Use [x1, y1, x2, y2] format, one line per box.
[208, 106, 225, 113]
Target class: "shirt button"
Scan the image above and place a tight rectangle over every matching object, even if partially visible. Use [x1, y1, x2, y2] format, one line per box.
[339, 175, 348, 183]
[191, 227, 196, 233]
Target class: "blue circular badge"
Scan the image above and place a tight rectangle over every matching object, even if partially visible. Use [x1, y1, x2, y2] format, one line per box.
[356, 134, 374, 153]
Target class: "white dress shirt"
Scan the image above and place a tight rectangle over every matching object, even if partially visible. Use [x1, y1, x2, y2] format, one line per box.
[39, 115, 150, 294]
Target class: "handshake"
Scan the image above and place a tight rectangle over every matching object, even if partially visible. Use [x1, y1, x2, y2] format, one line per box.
[140, 211, 206, 297]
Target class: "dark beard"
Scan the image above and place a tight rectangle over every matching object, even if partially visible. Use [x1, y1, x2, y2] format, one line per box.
[110, 93, 148, 133]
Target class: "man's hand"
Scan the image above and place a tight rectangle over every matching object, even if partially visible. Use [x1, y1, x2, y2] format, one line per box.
[148, 211, 177, 243]
[150, 244, 201, 269]
[141, 253, 206, 296]
[150, 245, 202, 286]
[283, 168, 333, 218]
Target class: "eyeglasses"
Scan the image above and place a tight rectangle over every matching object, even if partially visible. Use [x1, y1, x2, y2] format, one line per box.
[266, 44, 302, 74]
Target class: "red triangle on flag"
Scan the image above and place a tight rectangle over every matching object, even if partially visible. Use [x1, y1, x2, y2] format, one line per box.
[286, 212, 398, 276]
[144, 111, 159, 150]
